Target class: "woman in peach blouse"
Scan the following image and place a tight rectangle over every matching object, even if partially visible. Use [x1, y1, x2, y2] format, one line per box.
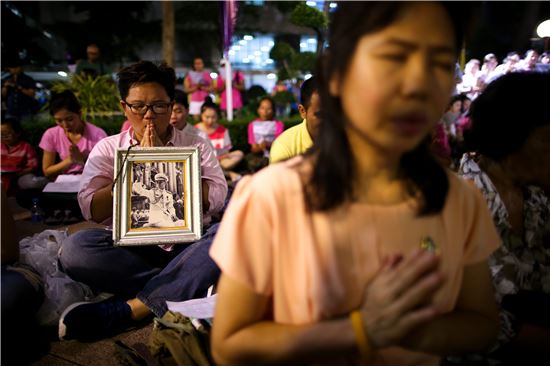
[210, 2, 501, 365]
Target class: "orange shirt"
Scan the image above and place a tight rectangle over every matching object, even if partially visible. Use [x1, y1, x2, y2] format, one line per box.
[210, 157, 500, 365]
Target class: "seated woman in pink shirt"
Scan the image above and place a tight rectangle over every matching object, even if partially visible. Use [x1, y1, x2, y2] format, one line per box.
[39, 90, 107, 179]
[246, 96, 284, 172]
[195, 100, 244, 182]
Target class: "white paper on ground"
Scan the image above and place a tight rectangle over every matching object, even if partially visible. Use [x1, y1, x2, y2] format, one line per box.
[166, 294, 217, 319]
[42, 182, 80, 193]
[55, 174, 82, 183]
[42, 174, 82, 192]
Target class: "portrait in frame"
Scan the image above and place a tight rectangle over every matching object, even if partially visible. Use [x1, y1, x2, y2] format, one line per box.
[112, 146, 202, 246]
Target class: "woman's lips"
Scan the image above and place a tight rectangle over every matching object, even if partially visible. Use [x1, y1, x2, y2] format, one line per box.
[391, 114, 429, 136]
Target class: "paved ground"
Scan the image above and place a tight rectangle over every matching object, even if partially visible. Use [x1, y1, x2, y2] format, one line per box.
[9, 198, 156, 366]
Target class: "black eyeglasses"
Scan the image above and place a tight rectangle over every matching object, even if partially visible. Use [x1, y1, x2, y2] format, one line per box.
[123, 101, 172, 115]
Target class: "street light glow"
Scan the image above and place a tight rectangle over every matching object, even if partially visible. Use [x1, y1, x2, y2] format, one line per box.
[243, 35, 254, 41]
[537, 19, 550, 38]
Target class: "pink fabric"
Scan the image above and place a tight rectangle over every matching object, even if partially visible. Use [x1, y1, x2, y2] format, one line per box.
[217, 71, 244, 110]
[210, 157, 501, 365]
[432, 123, 451, 160]
[120, 120, 131, 132]
[1, 141, 38, 173]
[1, 140, 39, 192]
[39, 123, 107, 174]
[247, 119, 284, 145]
[185, 71, 213, 102]
[78, 127, 227, 226]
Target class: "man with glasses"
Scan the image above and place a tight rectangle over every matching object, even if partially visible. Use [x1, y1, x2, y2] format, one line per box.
[57, 61, 227, 341]
[75, 44, 112, 78]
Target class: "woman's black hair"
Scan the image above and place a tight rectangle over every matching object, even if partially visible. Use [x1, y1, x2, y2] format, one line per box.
[463, 72, 550, 162]
[49, 90, 81, 116]
[116, 61, 176, 102]
[173, 89, 189, 109]
[200, 96, 220, 117]
[305, 1, 473, 215]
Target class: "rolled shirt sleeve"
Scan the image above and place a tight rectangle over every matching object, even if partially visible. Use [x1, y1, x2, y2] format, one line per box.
[194, 136, 228, 224]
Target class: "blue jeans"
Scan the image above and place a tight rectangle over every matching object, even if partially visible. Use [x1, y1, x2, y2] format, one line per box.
[59, 224, 221, 317]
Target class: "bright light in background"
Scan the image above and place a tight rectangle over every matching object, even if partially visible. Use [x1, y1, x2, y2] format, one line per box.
[43, 31, 52, 39]
[268, 41, 275, 47]
[300, 42, 307, 48]
[239, 40, 247, 45]
[306, 1, 316, 7]
[7, 4, 22, 17]
[307, 38, 316, 44]
[253, 51, 262, 56]
[304, 73, 313, 80]
[243, 35, 254, 41]
[266, 59, 274, 64]
[537, 19, 550, 38]
[57, 71, 68, 77]
[242, 58, 250, 63]
[267, 73, 277, 80]
[231, 45, 241, 51]
[228, 50, 235, 56]
[260, 46, 270, 52]
[329, 2, 337, 9]
[210, 72, 218, 79]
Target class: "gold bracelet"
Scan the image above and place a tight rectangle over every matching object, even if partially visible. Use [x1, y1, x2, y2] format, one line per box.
[350, 310, 373, 363]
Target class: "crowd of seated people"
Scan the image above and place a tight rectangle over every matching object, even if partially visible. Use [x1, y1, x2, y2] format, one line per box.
[2, 11, 550, 364]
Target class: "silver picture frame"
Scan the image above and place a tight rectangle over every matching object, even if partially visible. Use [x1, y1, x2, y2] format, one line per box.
[112, 146, 202, 246]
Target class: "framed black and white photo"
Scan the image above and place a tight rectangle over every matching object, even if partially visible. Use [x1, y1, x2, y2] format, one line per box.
[112, 147, 202, 246]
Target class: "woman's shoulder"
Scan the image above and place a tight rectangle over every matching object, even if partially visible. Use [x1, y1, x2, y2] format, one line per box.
[215, 124, 227, 133]
[84, 122, 108, 137]
[445, 169, 488, 212]
[41, 125, 63, 140]
[237, 157, 305, 198]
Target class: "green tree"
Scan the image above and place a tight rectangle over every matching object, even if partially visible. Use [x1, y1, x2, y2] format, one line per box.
[290, 3, 328, 55]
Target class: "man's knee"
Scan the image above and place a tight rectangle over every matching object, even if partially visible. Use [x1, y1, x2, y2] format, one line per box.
[59, 228, 110, 269]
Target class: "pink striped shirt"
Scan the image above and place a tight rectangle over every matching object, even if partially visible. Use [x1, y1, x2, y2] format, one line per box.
[78, 127, 227, 226]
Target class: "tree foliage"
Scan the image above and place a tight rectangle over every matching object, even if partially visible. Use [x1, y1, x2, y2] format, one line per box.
[50, 74, 121, 119]
[290, 3, 327, 30]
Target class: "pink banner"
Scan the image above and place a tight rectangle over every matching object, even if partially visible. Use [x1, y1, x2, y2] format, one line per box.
[221, 0, 239, 57]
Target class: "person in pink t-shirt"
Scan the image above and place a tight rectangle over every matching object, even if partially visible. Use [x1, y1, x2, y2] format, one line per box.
[39, 90, 107, 179]
[246, 96, 284, 172]
[195, 100, 244, 182]
[215, 62, 245, 118]
[210, 3, 501, 366]
[183, 57, 213, 120]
